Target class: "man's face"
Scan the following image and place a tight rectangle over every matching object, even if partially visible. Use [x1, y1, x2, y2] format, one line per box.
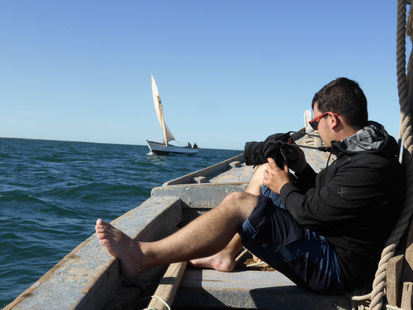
[313, 102, 332, 147]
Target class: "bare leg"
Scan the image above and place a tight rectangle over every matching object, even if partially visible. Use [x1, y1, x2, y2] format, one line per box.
[96, 191, 257, 278]
[189, 164, 267, 271]
[189, 233, 243, 271]
[245, 164, 267, 195]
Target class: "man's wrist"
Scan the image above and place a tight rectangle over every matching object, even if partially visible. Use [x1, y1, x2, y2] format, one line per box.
[277, 181, 290, 194]
[279, 182, 299, 208]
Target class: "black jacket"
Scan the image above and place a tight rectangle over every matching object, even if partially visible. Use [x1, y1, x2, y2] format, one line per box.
[279, 122, 404, 290]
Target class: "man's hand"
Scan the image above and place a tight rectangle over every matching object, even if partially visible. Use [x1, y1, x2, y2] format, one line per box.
[263, 157, 291, 194]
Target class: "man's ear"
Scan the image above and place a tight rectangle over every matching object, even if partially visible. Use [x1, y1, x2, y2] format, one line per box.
[329, 114, 340, 130]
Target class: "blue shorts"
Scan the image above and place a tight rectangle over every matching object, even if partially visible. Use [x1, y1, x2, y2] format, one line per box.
[239, 185, 344, 293]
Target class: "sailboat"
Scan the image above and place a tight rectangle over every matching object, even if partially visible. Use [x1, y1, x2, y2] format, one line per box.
[146, 75, 198, 155]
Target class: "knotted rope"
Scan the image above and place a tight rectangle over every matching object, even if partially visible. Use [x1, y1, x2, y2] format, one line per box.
[352, 1, 413, 309]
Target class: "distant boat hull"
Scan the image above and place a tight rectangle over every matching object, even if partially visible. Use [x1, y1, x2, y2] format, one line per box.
[147, 140, 198, 155]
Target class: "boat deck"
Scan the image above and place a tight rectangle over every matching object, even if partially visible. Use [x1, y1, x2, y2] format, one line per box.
[174, 269, 350, 310]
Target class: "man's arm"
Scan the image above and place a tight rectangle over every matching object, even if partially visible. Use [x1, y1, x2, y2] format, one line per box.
[279, 163, 384, 230]
[294, 164, 317, 191]
[285, 146, 317, 192]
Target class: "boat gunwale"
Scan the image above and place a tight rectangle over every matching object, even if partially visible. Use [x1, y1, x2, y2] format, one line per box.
[163, 153, 244, 185]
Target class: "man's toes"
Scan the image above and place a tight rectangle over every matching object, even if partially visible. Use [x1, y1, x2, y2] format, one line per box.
[96, 222, 112, 234]
[99, 239, 109, 246]
[96, 228, 113, 239]
[95, 226, 103, 233]
[96, 219, 111, 228]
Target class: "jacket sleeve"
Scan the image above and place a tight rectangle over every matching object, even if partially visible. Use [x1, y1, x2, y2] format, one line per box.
[293, 163, 317, 192]
[279, 161, 384, 230]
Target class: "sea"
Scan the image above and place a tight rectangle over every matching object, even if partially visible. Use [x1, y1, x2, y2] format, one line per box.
[0, 138, 241, 307]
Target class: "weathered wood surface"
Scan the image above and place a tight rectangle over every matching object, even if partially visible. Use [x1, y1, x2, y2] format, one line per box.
[147, 262, 187, 310]
[403, 203, 413, 285]
[387, 255, 405, 307]
[209, 163, 255, 184]
[151, 183, 248, 209]
[174, 269, 352, 310]
[401, 282, 413, 310]
[164, 153, 244, 185]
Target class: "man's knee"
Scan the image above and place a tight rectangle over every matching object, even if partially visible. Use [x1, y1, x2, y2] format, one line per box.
[223, 192, 257, 220]
[253, 164, 268, 180]
[223, 191, 249, 204]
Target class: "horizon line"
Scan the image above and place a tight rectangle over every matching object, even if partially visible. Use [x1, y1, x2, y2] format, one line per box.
[0, 136, 243, 152]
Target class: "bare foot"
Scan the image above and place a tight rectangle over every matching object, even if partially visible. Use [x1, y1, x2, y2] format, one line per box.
[189, 252, 235, 272]
[95, 219, 144, 278]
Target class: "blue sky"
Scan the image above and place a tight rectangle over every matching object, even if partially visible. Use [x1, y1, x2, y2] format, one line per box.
[0, 1, 405, 150]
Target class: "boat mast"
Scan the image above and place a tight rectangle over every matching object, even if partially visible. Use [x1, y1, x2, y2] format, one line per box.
[158, 95, 168, 146]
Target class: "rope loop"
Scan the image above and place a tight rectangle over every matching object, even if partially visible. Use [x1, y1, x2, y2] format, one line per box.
[138, 295, 171, 310]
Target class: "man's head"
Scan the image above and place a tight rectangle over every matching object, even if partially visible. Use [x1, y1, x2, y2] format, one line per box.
[312, 77, 368, 129]
[310, 78, 368, 146]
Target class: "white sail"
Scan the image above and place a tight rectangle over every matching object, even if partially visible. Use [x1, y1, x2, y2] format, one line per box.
[151, 75, 175, 145]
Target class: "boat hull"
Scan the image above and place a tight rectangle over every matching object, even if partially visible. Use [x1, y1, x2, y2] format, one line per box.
[147, 140, 198, 155]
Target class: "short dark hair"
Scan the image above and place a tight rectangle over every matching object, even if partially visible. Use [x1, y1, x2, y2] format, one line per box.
[312, 77, 368, 128]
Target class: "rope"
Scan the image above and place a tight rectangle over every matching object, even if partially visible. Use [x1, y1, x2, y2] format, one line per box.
[140, 295, 171, 310]
[353, 1, 413, 309]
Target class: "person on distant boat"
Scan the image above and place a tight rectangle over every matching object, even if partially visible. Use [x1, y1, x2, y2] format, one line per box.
[193, 143, 198, 148]
[95, 78, 404, 293]
[186, 142, 192, 148]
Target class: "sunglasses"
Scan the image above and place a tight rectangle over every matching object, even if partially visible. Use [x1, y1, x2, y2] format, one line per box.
[308, 112, 339, 130]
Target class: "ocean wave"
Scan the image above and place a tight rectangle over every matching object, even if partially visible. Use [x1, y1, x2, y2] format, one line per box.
[0, 152, 13, 159]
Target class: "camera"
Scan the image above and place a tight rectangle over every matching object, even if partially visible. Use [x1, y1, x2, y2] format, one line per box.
[244, 132, 299, 168]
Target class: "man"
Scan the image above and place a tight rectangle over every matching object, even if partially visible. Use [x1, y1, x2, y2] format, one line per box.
[95, 77, 404, 293]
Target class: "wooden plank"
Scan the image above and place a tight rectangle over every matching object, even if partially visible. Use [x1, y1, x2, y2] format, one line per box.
[403, 217, 413, 283]
[401, 282, 413, 310]
[174, 269, 352, 310]
[387, 254, 405, 306]
[151, 183, 248, 209]
[147, 262, 187, 310]
[402, 191, 413, 283]
[164, 153, 244, 185]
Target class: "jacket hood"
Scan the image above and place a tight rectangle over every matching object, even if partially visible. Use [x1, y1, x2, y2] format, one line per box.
[331, 121, 399, 160]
